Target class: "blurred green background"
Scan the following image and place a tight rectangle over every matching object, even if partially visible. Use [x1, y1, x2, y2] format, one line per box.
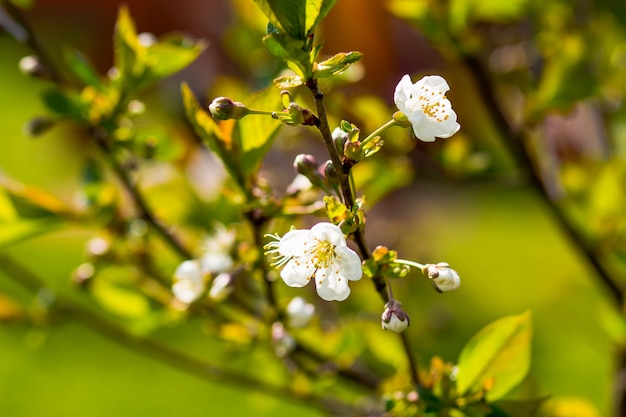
[1, 0, 621, 415]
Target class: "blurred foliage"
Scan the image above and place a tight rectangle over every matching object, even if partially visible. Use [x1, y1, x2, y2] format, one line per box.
[1, 0, 626, 416]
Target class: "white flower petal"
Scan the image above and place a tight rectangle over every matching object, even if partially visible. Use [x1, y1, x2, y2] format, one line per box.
[279, 229, 313, 257]
[310, 222, 346, 247]
[334, 246, 363, 281]
[281, 258, 313, 287]
[315, 268, 350, 301]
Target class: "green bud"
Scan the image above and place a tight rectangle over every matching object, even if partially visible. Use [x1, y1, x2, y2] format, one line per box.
[392, 111, 411, 128]
[343, 140, 362, 162]
[208, 97, 250, 120]
[23, 116, 55, 137]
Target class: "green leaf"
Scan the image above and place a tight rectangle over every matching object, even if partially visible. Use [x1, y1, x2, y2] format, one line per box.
[262, 28, 311, 78]
[456, 311, 532, 401]
[181, 83, 244, 186]
[41, 88, 89, 121]
[489, 397, 548, 417]
[63, 48, 102, 88]
[273, 74, 303, 89]
[113, 5, 146, 87]
[234, 89, 282, 177]
[0, 188, 18, 222]
[91, 267, 151, 319]
[251, 0, 337, 39]
[0, 218, 63, 248]
[137, 34, 206, 90]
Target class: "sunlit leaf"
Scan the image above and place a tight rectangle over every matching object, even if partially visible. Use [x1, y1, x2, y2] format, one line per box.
[91, 268, 151, 319]
[0, 188, 19, 222]
[113, 5, 146, 86]
[456, 310, 532, 401]
[352, 157, 413, 205]
[234, 88, 282, 176]
[181, 83, 244, 186]
[273, 74, 303, 88]
[314, 51, 362, 78]
[137, 34, 206, 90]
[1, 178, 71, 218]
[262, 27, 311, 78]
[0, 218, 63, 248]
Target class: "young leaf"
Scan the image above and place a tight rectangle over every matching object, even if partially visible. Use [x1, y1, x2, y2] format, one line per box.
[0, 218, 63, 248]
[113, 5, 146, 87]
[41, 88, 89, 122]
[63, 48, 102, 88]
[251, 0, 337, 39]
[456, 311, 532, 401]
[137, 34, 206, 90]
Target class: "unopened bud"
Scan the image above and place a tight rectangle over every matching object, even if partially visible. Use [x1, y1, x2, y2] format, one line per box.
[19, 55, 52, 80]
[381, 299, 410, 333]
[208, 97, 250, 120]
[423, 262, 460, 293]
[293, 154, 324, 188]
[23, 116, 54, 137]
[286, 297, 315, 328]
[271, 322, 296, 357]
[208, 272, 235, 301]
[392, 111, 410, 128]
[320, 160, 339, 190]
[332, 127, 349, 157]
[344, 140, 362, 162]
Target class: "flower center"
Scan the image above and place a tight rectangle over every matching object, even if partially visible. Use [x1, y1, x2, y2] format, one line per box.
[309, 238, 336, 268]
[418, 87, 449, 123]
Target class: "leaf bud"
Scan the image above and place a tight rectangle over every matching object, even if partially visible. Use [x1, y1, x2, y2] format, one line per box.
[294, 154, 324, 187]
[320, 160, 339, 190]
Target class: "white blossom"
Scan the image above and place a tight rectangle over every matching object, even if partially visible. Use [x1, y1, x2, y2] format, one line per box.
[172, 260, 205, 304]
[265, 222, 362, 301]
[199, 225, 236, 275]
[425, 262, 461, 293]
[394, 74, 460, 142]
[286, 297, 315, 328]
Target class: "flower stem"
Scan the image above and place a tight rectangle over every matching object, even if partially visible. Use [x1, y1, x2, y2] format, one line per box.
[360, 119, 399, 147]
[393, 259, 426, 270]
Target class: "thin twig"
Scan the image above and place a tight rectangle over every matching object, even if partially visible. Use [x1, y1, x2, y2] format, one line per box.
[0, 252, 357, 416]
[95, 136, 193, 260]
[463, 55, 624, 307]
[306, 77, 421, 389]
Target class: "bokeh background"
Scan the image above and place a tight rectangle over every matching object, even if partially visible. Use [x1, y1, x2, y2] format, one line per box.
[1, 0, 622, 415]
